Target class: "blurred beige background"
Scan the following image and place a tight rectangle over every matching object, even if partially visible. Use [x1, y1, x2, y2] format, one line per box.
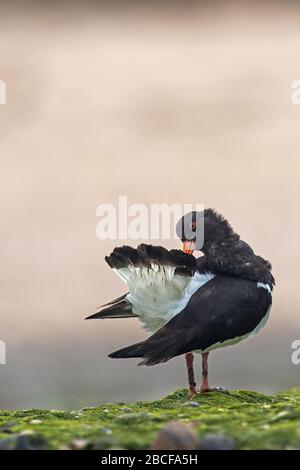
[0, 1, 300, 408]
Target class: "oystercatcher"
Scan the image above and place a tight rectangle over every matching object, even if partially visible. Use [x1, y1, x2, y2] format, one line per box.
[86, 209, 274, 396]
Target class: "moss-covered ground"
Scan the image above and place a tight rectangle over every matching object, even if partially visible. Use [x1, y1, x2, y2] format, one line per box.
[1, 388, 300, 450]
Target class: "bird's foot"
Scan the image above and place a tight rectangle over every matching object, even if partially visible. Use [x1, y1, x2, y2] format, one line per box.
[200, 386, 229, 394]
[188, 386, 199, 399]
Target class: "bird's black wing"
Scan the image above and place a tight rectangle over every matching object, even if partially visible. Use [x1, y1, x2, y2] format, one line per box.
[109, 275, 272, 365]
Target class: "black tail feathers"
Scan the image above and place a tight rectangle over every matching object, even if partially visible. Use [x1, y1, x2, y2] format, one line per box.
[85, 298, 136, 320]
[108, 338, 176, 366]
[108, 341, 146, 359]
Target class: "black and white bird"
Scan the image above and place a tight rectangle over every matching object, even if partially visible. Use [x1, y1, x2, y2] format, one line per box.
[86, 209, 275, 397]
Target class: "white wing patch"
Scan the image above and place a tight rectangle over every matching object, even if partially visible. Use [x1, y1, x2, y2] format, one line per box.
[114, 264, 214, 333]
[257, 282, 272, 295]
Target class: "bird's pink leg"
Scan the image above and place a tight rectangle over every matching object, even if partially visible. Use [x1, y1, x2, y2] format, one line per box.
[200, 352, 210, 392]
[185, 353, 197, 398]
[200, 352, 228, 393]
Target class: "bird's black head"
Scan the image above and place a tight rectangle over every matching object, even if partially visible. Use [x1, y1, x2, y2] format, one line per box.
[176, 208, 238, 254]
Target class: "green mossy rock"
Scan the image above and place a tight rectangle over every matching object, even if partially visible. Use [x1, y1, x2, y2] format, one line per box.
[1, 389, 300, 450]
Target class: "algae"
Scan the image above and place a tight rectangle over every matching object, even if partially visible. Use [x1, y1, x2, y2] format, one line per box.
[0, 388, 300, 450]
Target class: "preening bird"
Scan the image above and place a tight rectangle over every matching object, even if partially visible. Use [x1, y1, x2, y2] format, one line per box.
[86, 209, 275, 397]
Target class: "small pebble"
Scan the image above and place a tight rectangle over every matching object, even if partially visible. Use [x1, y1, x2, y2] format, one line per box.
[30, 419, 42, 425]
[121, 407, 132, 413]
[276, 411, 289, 419]
[183, 401, 200, 408]
[116, 412, 151, 422]
[0, 422, 17, 433]
[0, 434, 46, 450]
[92, 437, 115, 450]
[102, 428, 113, 435]
[0, 438, 15, 450]
[69, 438, 90, 450]
[15, 434, 46, 450]
[199, 433, 235, 450]
[151, 421, 198, 450]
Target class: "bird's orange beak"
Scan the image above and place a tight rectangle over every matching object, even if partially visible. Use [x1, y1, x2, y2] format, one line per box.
[182, 240, 195, 255]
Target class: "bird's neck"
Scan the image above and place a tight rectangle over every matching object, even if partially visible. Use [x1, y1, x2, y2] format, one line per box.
[201, 241, 274, 288]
